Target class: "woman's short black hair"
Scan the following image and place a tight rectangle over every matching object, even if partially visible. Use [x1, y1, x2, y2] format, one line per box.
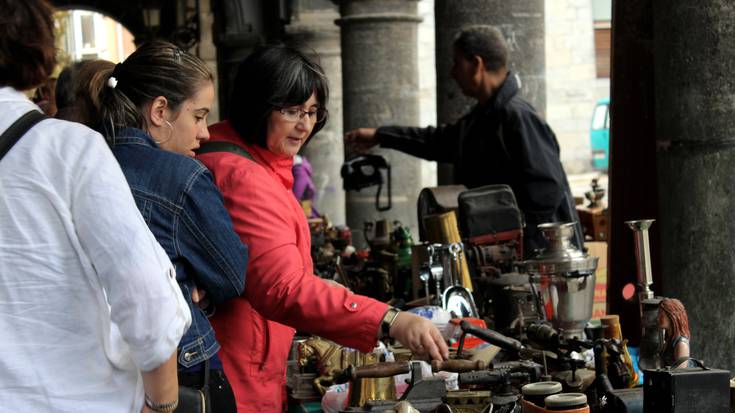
[229, 43, 329, 147]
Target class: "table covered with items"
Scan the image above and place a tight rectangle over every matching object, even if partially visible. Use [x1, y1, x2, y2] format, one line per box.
[293, 178, 731, 413]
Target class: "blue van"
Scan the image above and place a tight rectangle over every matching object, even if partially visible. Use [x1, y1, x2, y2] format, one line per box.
[590, 98, 610, 171]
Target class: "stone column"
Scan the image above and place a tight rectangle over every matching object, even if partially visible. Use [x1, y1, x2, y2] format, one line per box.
[654, 0, 735, 371]
[197, 0, 220, 120]
[212, 0, 267, 118]
[337, 0, 425, 238]
[434, 1, 545, 183]
[285, 1, 346, 225]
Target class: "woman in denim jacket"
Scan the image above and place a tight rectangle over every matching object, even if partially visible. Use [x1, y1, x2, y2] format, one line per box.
[78, 43, 248, 412]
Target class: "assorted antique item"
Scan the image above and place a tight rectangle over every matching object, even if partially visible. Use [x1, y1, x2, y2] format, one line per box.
[291, 184, 730, 413]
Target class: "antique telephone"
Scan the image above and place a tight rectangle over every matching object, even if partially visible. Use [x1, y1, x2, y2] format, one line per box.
[341, 154, 392, 211]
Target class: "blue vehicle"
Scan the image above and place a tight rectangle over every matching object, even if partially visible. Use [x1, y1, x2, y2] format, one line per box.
[590, 98, 610, 171]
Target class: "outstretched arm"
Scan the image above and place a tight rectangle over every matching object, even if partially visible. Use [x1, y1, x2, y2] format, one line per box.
[223, 167, 447, 359]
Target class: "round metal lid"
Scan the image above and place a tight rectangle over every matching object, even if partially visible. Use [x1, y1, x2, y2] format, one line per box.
[523, 223, 599, 276]
[522, 381, 563, 396]
[544, 393, 588, 408]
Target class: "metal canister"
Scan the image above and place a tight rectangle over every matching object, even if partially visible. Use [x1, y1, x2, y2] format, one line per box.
[544, 393, 589, 412]
[521, 381, 562, 408]
[523, 223, 598, 339]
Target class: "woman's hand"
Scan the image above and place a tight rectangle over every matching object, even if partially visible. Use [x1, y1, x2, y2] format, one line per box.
[389, 312, 449, 361]
[191, 287, 210, 310]
[344, 128, 379, 152]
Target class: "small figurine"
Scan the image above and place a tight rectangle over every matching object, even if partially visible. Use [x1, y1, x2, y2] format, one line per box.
[298, 337, 348, 394]
[657, 298, 692, 368]
[585, 178, 606, 209]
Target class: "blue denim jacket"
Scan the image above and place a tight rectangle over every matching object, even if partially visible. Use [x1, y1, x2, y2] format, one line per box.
[110, 128, 248, 369]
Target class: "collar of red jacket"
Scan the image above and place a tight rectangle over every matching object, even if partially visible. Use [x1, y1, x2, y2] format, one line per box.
[208, 120, 295, 190]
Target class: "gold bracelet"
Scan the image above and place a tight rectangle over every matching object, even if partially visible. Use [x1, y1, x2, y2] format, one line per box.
[144, 394, 179, 413]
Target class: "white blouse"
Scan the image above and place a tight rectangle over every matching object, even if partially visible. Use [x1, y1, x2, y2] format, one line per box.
[0, 87, 191, 412]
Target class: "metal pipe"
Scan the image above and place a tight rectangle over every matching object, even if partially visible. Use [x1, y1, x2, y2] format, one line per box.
[625, 219, 656, 300]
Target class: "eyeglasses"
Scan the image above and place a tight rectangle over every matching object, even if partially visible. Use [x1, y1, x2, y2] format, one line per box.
[277, 107, 328, 123]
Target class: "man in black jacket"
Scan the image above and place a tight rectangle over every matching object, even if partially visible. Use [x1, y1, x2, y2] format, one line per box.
[345, 25, 583, 255]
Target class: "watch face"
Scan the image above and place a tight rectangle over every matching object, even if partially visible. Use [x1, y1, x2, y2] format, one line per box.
[381, 309, 399, 338]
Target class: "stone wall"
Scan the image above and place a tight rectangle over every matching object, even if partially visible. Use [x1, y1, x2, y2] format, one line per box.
[417, 0, 438, 190]
[545, 0, 598, 174]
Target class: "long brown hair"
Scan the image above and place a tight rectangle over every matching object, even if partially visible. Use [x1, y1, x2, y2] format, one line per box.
[84, 41, 213, 140]
[659, 298, 691, 340]
[0, 0, 56, 90]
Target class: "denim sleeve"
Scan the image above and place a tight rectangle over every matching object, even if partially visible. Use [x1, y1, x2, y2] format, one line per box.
[177, 167, 248, 304]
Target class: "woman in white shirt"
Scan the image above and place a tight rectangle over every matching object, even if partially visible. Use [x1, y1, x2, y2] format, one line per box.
[0, 1, 191, 412]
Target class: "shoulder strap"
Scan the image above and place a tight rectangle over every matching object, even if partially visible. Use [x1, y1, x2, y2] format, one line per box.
[0, 110, 48, 162]
[195, 141, 254, 161]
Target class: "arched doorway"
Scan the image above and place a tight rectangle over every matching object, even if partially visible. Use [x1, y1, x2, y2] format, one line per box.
[54, 9, 136, 65]
[51, 1, 149, 43]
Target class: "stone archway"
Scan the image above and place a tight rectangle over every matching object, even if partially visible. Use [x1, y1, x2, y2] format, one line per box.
[51, 1, 149, 43]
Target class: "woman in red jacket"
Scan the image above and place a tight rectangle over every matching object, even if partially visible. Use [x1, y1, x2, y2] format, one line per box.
[197, 43, 448, 412]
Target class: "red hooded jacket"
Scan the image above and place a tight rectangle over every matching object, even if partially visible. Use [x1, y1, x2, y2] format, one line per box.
[197, 121, 388, 413]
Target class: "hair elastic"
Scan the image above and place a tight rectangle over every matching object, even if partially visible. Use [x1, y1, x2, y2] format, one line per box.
[108, 63, 125, 89]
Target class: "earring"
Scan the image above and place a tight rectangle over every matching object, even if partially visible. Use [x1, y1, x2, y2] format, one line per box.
[154, 120, 174, 145]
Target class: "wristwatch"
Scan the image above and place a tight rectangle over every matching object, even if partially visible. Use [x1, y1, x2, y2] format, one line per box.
[380, 307, 401, 339]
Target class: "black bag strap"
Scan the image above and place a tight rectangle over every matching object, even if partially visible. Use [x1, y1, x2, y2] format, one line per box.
[201, 357, 210, 394]
[195, 141, 254, 162]
[0, 110, 48, 162]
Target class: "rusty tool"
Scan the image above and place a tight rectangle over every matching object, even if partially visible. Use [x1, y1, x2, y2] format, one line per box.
[336, 359, 488, 384]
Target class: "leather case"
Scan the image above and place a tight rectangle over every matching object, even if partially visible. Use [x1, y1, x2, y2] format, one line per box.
[643, 359, 730, 412]
[416, 185, 467, 241]
[457, 184, 523, 240]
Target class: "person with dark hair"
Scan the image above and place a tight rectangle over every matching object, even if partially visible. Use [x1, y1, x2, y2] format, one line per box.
[54, 60, 85, 120]
[346, 25, 583, 255]
[658, 298, 693, 368]
[197, 43, 449, 412]
[0, 1, 190, 412]
[81, 41, 249, 412]
[32, 76, 57, 115]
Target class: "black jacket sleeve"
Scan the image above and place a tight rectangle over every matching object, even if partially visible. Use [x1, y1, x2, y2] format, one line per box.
[375, 113, 473, 163]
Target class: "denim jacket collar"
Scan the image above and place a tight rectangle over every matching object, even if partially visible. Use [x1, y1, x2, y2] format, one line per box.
[111, 127, 160, 148]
